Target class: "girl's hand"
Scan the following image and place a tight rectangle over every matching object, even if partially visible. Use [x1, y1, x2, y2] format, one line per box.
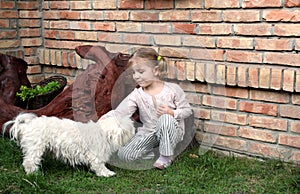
[156, 105, 174, 117]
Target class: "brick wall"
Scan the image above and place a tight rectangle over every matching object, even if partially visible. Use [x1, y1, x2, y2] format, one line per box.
[1, 0, 300, 163]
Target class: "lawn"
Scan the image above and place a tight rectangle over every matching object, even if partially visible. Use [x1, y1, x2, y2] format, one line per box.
[0, 137, 299, 194]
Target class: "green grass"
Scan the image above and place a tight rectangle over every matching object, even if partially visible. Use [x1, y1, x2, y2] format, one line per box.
[0, 137, 299, 194]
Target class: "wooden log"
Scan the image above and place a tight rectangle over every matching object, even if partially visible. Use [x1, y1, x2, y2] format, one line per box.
[0, 46, 130, 134]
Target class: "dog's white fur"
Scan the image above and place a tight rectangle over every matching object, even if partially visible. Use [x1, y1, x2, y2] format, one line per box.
[2, 113, 135, 177]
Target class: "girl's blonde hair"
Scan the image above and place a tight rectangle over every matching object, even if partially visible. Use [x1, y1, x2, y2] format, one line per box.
[128, 48, 168, 78]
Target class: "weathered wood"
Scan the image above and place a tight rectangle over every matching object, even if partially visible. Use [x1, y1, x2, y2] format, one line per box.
[0, 46, 130, 134]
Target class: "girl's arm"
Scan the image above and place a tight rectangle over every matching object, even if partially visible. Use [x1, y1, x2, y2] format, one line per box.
[100, 91, 137, 120]
[172, 85, 193, 120]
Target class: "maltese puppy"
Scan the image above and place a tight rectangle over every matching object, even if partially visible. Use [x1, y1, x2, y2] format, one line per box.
[2, 113, 135, 177]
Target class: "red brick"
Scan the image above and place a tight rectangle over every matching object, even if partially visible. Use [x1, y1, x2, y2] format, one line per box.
[195, 62, 205, 82]
[145, 0, 173, 9]
[291, 121, 300, 134]
[191, 49, 224, 61]
[131, 11, 159, 21]
[60, 11, 81, 20]
[183, 36, 215, 48]
[200, 24, 232, 35]
[117, 22, 142, 32]
[98, 32, 122, 43]
[255, 38, 293, 51]
[250, 90, 289, 103]
[270, 68, 282, 90]
[19, 11, 41, 19]
[234, 24, 272, 36]
[167, 61, 176, 79]
[226, 65, 237, 86]
[173, 23, 197, 34]
[292, 151, 300, 163]
[0, 31, 17, 39]
[280, 105, 300, 119]
[265, 52, 300, 67]
[0, 10, 18, 18]
[75, 31, 97, 41]
[205, 0, 239, 8]
[44, 11, 60, 19]
[249, 142, 290, 158]
[218, 37, 253, 49]
[124, 34, 151, 45]
[239, 101, 277, 116]
[274, 24, 300, 36]
[292, 94, 300, 105]
[227, 50, 262, 64]
[0, 19, 10, 28]
[263, 10, 300, 22]
[176, 61, 185, 81]
[44, 30, 59, 39]
[249, 115, 287, 131]
[192, 10, 222, 22]
[279, 134, 300, 148]
[22, 38, 42, 47]
[259, 68, 270, 89]
[285, 0, 300, 7]
[216, 64, 226, 84]
[59, 31, 75, 40]
[283, 69, 295, 92]
[119, 0, 144, 9]
[176, 0, 204, 8]
[50, 1, 70, 9]
[0, 2, 15, 9]
[19, 19, 40, 28]
[160, 47, 189, 58]
[224, 10, 260, 22]
[144, 23, 170, 33]
[70, 1, 92, 10]
[240, 127, 276, 143]
[237, 66, 247, 87]
[242, 0, 282, 8]
[186, 62, 195, 81]
[203, 95, 237, 110]
[211, 110, 247, 125]
[93, 22, 115, 31]
[204, 121, 238, 136]
[205, 63, 215, 83]
[19, 28, 41, 37]
[93, 1, 116, 9]
[186, 93, 201, 105]
[193, 108, 210, 120]
[203, 134, 247, 151]
[195, 83, 211, 93]
[49, 21, 69, 29]
[154, 35, 181, 46]
[248, 67, 259, 88]
[70, 21, 92, 30]
[159, 10, 190, 21]
[104, 11, 129, 20]
[213, 86, 248, 99]
[296, 70, 300, 92]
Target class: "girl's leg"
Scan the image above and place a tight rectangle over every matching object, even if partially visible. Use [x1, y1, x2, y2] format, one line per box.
[155, 114, 182, 157]
[118, 132, 158, 162]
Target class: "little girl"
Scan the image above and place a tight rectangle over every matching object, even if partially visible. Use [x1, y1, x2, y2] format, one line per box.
[101, 47, 192, 169]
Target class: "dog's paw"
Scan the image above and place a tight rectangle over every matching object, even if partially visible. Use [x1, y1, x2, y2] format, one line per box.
[96, 169, 116, 177]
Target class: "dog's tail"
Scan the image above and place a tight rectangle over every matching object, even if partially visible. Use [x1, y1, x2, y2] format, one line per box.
[2, 113, 37, 141]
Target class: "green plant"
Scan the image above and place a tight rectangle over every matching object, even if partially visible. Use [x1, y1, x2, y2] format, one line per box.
[16, 81, 61, 101]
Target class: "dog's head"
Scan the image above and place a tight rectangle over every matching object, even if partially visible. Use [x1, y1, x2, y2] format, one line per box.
[98, 116, 135, 149]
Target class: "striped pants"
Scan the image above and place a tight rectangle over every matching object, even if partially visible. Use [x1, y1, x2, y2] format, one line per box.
[118, 114, 182, 162]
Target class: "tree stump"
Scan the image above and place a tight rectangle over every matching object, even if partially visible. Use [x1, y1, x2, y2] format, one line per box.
[0, 46, 130, 134]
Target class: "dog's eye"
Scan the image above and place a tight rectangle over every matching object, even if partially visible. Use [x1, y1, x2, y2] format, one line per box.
[19, 120, 25, 124]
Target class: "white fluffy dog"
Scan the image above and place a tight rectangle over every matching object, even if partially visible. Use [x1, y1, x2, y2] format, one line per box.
[2, 113, 135, 177]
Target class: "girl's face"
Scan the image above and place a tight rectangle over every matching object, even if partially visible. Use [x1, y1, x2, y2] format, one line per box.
[130, 57, 160, 88]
